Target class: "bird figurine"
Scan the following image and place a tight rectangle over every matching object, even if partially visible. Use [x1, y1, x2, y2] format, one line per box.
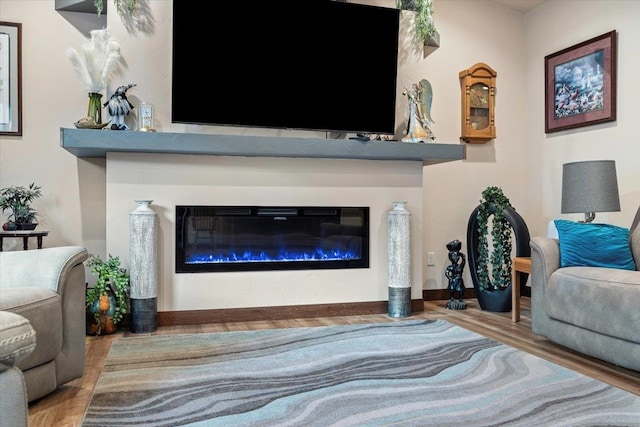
[104, 83, 137, 130]
[402, 78, 435, 143]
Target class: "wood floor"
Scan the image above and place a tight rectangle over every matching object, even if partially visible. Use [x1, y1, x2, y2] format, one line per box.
[28, 298, 640, 427]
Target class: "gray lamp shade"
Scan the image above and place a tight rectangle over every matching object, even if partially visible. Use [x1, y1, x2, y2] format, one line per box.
[561, 160, 621, 216]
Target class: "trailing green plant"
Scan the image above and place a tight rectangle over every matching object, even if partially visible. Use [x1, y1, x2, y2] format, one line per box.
[94, 0, 104, 16]
[476, 186, 514, 291]
[94, 0, 137, 17]
[114, 0, 137, 15]
[0, 183, 42, 224]
[397, 0, 437, 45]
[86, 254, 130, 333]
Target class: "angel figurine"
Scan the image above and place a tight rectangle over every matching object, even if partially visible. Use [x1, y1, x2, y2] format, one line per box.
[401, 79, 435, 143]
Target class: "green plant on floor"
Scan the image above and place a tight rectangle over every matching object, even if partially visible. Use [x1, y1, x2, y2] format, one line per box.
[86, 254, 130, 335]
[476, 186, 514, 291]
[397, 0, 437, 45]
[0, 183, 42, 225]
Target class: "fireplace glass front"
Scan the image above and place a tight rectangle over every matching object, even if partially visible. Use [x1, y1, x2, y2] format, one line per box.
[175, 206, 369, 273]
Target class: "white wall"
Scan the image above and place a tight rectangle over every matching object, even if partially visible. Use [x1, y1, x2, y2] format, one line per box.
[106, 153, 424, 311]
[1, 1, 638, 304]
[417, 0, 531, 289]
[523, 0, 640, 235]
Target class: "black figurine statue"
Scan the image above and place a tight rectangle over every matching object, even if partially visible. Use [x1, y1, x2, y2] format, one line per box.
[445, 239, 467, 310]
[104, 83, 137, 130]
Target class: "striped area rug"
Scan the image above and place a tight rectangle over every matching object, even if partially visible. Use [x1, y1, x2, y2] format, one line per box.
[82, 319, 640, 426]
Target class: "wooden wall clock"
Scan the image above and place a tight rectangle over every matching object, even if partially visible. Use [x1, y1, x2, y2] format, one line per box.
[459, 63, 497, 143]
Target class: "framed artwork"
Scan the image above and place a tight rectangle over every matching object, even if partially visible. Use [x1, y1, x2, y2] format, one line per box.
[544, 30, 616, 134]
[0, 21, 22, 136]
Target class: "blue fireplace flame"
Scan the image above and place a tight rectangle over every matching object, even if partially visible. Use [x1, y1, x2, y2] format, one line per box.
[187, 247, 361, 264]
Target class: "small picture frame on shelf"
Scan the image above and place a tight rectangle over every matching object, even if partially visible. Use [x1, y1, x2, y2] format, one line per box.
[544, 30, 617, 134]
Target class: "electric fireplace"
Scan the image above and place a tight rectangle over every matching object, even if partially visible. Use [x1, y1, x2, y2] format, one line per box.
[175, 206, 369, 273]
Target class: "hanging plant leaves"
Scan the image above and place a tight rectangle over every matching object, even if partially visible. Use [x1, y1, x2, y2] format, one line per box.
[397, 0, 438, 45]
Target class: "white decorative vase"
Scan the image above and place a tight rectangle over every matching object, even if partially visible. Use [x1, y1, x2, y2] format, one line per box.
[129, 200, 158, 333]
[387, 201, 411, 317]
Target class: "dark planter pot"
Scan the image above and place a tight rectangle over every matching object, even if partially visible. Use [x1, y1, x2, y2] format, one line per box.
[16, 222, 37, 231]
[476, 282, 514, 312]
[466, 204, 530, 312]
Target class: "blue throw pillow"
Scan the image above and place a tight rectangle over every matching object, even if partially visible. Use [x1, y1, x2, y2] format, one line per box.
[554, 219, 635, 270]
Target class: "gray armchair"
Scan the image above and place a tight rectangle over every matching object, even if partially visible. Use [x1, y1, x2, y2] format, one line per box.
[0, 246, 88, 402]
[530, 207, 640, 371]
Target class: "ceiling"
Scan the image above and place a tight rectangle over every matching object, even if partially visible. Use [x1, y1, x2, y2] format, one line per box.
[491, 0, 547, 13]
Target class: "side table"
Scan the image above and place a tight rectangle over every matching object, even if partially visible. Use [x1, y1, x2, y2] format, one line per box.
[0, 230, 49, 251]
[512, 257, 531, 322]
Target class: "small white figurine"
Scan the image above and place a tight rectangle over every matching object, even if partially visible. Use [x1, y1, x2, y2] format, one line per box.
[104, 84, 137, 130]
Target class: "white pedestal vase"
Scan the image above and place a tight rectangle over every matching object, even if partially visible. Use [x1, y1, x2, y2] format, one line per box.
[387, 201, 411, 317]
[129, 200, 158, 333]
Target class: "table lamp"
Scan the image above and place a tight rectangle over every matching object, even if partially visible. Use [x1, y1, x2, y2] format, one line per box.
[561, 160, 620, 223]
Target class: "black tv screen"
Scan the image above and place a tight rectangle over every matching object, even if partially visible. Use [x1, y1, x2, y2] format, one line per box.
[172, 1, 400, 136]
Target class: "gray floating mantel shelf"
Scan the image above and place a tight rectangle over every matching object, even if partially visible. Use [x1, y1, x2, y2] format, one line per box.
[60, 128, 465, 165]
[55, 0, 105, 14]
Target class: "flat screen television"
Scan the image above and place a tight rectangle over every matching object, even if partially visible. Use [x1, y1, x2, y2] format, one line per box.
[172, 1, 400, 136]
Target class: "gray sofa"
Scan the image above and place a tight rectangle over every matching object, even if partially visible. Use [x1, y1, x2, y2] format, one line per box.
[530, 208, 640, 372]
[0, 246, 88, 402]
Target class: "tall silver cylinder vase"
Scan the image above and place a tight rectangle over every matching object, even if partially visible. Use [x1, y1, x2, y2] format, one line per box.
[388, 201, 411, 317]
[129, 200, 158, 333]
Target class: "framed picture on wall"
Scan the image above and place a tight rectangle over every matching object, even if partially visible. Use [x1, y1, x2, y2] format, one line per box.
[544, 30, 616, 134]
[0, 21, 22, 136]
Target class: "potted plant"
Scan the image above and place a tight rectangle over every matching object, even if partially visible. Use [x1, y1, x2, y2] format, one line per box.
[466, 186, 530, 312]
[85, 254, 130, 335]
[0, 183, 42, 230]
[397, 0, 439, 46]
